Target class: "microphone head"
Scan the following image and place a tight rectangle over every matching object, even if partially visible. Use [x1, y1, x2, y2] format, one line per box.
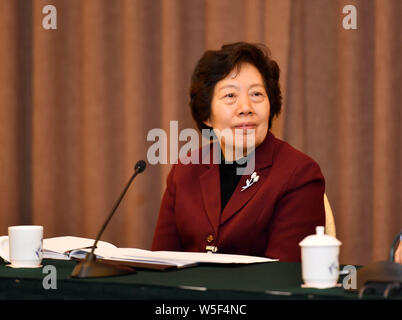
[134, 160, 146, 173]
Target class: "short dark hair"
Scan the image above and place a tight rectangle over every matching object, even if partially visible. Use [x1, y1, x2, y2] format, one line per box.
[189, 42, 282, 131]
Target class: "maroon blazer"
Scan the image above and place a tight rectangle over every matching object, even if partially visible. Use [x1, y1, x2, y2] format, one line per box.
[152, 131, 325, 262]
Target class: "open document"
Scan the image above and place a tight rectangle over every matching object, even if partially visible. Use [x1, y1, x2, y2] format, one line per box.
[42, 236, 278, 270]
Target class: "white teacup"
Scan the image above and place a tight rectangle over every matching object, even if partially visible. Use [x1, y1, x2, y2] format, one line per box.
[0, 225, 43, 268]
[299, 226, 342, 289]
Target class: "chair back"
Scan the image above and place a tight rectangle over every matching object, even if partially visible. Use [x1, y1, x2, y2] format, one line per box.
[324, 193, 336, 237]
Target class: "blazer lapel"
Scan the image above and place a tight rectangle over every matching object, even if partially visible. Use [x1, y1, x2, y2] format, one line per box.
[220, 131, 276, 225]
[220, 170, 265, 224]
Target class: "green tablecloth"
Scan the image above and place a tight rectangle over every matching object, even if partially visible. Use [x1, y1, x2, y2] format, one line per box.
[0, 259, 387, 300]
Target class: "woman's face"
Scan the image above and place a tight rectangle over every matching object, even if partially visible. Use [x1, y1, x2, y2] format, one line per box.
[204, 62, 270, 160]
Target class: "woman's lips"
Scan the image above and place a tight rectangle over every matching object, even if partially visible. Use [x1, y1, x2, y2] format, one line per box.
[234, 123, 257, 133]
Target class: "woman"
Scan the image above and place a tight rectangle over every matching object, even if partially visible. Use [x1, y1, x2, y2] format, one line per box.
[152, 42, 325, 262]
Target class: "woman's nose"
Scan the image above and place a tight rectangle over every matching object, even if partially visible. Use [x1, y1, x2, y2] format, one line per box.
[237, 95, 253, 115]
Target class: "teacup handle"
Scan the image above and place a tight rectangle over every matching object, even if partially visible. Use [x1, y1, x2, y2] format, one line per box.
[0, 236, 10, 263]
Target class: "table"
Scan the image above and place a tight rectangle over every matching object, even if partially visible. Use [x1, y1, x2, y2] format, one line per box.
[0, 259, 398, 300]
[2, 259, 401, 318]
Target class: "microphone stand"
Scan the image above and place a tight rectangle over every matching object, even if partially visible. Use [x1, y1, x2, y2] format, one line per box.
[71, 161, 146, 278]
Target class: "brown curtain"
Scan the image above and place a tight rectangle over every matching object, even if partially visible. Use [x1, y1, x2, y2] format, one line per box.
[0, 0, 400, 266]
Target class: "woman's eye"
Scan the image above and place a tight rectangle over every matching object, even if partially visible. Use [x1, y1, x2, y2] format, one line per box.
[251, 91, 265, 101]
[224, 93, 236, 98]
[222, 93, 237, 103]
[252, 91, 263, 96]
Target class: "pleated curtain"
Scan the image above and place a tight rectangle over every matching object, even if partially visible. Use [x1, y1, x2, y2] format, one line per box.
[0, 0, 400, 266]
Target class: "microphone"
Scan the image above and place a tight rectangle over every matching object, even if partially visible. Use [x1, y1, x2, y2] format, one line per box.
[71, 160, 146, 278]
[390, 230, 402, 262]
[135, 160, 146, 173]
[348, 230, 402, 298]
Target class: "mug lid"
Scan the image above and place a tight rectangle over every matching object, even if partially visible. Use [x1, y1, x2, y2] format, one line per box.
[299, 226, 342, 247]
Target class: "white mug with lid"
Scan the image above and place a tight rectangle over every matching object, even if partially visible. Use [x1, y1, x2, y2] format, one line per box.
[299, 226, 342, 289]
